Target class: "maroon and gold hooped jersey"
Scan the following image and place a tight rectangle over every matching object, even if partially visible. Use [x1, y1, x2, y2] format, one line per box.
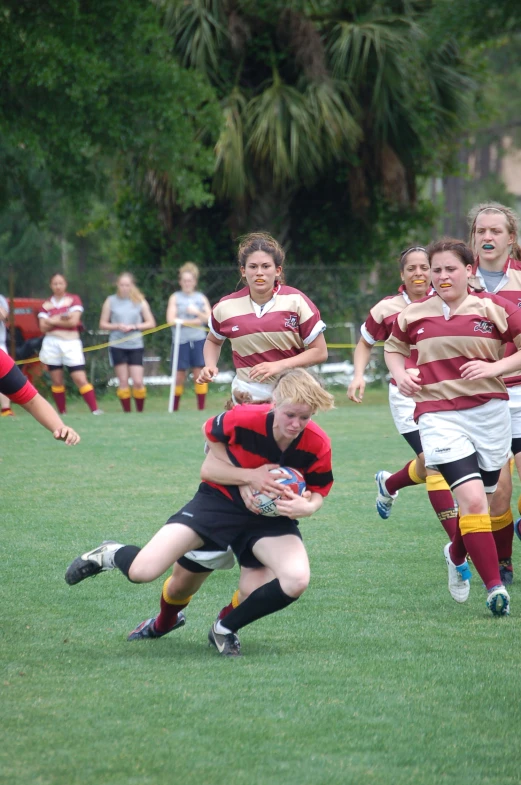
[209, 285, 325, 384]
[470, 256, 521, 387]
[386, 291, 521, 419]
[38, 294, 84, 340]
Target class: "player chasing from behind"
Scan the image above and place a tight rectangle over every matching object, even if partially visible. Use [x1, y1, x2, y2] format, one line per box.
[65, 369, 334, 655]
[347, 246, 458, 541]
[385, 238, 521, 617]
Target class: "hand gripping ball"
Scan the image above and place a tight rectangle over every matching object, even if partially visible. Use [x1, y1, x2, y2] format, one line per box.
[252, 467, 307, 517]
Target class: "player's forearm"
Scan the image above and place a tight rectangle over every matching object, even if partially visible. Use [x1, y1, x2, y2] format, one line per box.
[353, 340, 373, 376]
[22, 394, 67, 433]
[200, 452, 251, 486]
[203, 336, 222, 367]
[384, 350, 406, 378]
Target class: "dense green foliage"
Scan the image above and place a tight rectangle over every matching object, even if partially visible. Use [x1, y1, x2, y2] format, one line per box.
[2, 0, 521, 331]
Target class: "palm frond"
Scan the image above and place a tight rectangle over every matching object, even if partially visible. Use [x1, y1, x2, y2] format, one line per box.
[213, 89, 250, 202]
[157, 0, 228, 78]
[245, 71, 323, 188]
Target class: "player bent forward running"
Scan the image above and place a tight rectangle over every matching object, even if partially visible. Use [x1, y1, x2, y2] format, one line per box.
[65, 369, 334, 656]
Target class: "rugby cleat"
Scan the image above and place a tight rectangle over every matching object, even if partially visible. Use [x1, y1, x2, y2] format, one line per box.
[514, 517, 521, 542]
[127, 613, 186, 641]
[65, 540, 123, 585]
[208, 622, 242, 656]
[486, 585, 510, 617]
[499, 558, 513, 586]
[443, 542, 471, 603]
[375, 470, 398, 519]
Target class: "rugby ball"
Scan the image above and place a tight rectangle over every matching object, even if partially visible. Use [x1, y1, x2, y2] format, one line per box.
[252, 467, 307, 517]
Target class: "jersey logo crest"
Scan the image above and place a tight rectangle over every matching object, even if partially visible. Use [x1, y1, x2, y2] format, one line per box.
[474, 319, 493, 334]
[284, 314, 299, 331]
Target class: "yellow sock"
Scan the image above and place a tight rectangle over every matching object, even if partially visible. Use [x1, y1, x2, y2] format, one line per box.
[408, 459, 426, 485]
[490, 511, 513, 531]
[459, 513, 492, 535]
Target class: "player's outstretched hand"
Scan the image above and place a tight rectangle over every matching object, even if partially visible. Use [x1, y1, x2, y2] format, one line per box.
[197, 366, 218, 383]
[53, 426, 81, 445]
[347, 375, 365, 403]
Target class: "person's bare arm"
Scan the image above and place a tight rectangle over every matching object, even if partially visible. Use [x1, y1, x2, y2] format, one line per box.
[347, 338, 373, 403]
[99, 298, 115, 331]
[197, 333, 224, 383]
[137, 300, 156, 331]
[21, 394, 80, 444]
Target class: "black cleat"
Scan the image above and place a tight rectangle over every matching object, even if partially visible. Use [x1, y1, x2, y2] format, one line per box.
[127, 613, 186, 641]
[499, 558, 513, 586]
[208, 622, 242, 656]
[65, 540, 123, 585]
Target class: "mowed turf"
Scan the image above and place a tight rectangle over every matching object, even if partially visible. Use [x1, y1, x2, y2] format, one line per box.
[2, 389, 521, 785]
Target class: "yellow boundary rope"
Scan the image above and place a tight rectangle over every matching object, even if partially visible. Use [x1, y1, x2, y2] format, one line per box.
[15, 323, 383, 366]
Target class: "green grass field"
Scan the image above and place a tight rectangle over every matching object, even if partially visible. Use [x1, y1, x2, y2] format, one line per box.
[3, 388, 521, 785]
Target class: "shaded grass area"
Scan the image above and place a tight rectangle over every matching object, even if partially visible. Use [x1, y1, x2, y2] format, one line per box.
[2, 394, 521, 785]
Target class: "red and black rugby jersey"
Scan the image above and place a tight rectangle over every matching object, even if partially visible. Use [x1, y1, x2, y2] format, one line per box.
[204, 404, 333, 503]
[0, 352, 37, 404]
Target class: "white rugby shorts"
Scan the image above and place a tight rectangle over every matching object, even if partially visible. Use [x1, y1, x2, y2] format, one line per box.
[419, 398, 511, 472]
[231, 376, 274, 404]
[183, 546, 235, 571]
[40, 336, 85, 367]
[388, 383, 417, 435]
[507, 385, 521, 439]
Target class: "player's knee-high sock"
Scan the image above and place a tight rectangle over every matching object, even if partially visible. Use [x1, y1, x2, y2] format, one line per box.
[217, 580, 297, 633]
[51, 384, 66, 414]
[154, 579, 192, 633]
[385, 460, 425, 496]
[79, 383, 98, 413]
[116, 387, 131, 413]
[173, 385, 183, 412]
[460, 514, 502, 590]
[426, 473, 458, 539]
[195, 382, 208, 411]
[217, 589, 240, 621]
[113, 545, 141, 580]
[132, 386, 146, 413]
[1, 405, 14, 416]
[490, 510, 514, 561]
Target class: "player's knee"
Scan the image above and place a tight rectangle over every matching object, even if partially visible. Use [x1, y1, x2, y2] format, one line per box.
[128, 562, 159, 583]
[279, 566, 310, 598]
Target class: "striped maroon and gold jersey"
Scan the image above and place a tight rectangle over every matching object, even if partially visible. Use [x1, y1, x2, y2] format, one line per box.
[204, 404, 333, 504]
[469, 256, 521, 387]
[0, 351, 37, 404]
[361, 286, 426, 375]
[386, 291, 521, 419]
[209, 285, 325, 383]
[38, 294, 84, 340]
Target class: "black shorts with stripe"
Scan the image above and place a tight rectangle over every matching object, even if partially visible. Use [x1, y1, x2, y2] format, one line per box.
[166, 483, 302, 566]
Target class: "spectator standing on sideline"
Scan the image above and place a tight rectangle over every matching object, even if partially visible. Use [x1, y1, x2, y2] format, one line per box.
[38, 273, 102, 415]
[166, 263, 211, 411]
[99, 273, 156, 413]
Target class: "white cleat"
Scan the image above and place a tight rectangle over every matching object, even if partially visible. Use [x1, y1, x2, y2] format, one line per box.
[486, 585, 510, 617]
[375, 470, 398, 519]
[443, 542, 470, 603]
[65, 540, 124, 585]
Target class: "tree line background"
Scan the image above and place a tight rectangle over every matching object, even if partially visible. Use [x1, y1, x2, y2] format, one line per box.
[2, 0, 521, 367]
